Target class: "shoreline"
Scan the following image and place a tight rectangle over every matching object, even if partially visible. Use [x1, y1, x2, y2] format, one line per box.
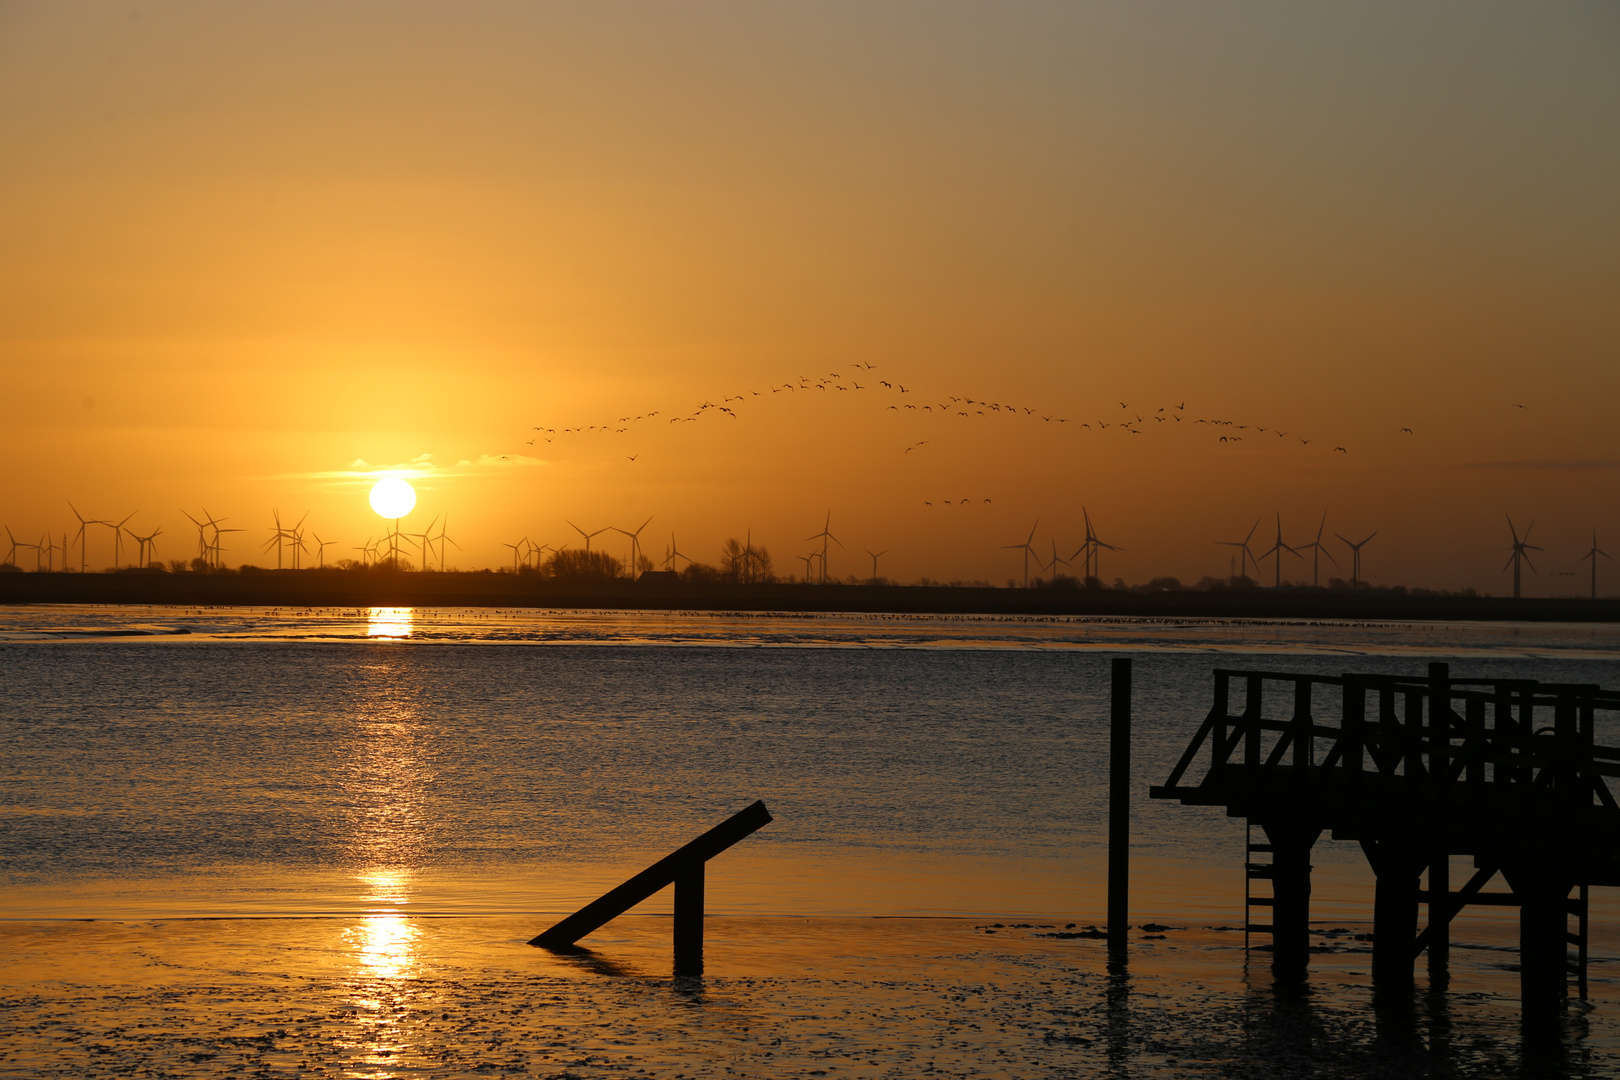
[3, 915, 1612, 1078]
[3, 570, 1617, 621]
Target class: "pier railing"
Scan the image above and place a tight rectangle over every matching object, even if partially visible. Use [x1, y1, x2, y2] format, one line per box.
[1155, 669, 1620, 818]
[1150, 665, 1620, 1007]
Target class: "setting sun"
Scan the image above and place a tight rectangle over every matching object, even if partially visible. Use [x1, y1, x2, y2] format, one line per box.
[369, 478, 417, 520]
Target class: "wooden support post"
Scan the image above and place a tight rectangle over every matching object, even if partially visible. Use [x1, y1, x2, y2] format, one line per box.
[1108, 657, 1131, 953]
[1343, 678, 1365, 784]
[1262, 820, 1320, 981]
[1505, 865, 1571, 1011]
[530, 800, 772, 979]
[1244, 675, 1262, 777]
[1428, 662, 1450, 978]
[673, 859, 705, 977]
[1366, 839, 1422, 988]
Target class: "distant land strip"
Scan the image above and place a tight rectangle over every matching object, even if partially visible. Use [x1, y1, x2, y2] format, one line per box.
[2, 571, 1617, 622]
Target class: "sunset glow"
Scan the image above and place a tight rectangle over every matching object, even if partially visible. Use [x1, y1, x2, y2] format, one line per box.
[1, 4, 1616, 591]
[368, 478, 417, 521]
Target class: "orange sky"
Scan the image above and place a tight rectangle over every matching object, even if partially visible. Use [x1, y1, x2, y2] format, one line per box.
[2, 3, 1617, 592]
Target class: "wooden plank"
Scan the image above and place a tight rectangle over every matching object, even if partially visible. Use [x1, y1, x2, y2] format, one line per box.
[530, 800, 772, 948]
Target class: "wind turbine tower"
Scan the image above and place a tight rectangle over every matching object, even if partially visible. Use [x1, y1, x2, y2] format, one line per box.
[1002, 519, 1040, 588]
[1084, 509, 1121, 584]
[805, 513, 841, 584]
[1501, 517, 1542, 600]
[1217, 519, 1261, 586]
[1295, 512, 1339, 588]
[1581, 529, 1611, 601]
[1335, 531, 1378, 590]
[1257, 513, 1302, 588]
[614, 516, 654, 578]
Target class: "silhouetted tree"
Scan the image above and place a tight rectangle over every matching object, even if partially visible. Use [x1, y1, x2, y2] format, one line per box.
[721, 538, 774, 584]
[545, 548, 623, 582]
[681, 561, 722, 585]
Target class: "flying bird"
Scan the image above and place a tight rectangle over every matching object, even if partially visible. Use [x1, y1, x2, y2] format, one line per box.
[1334, 446, 1347, 454]
[627, 454, 638, 462]
[1399, 427, 1413, 434]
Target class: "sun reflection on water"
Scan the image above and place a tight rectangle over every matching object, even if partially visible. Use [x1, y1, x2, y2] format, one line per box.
[349, 913, 422, 979]
[347, 872, 421, 978]
[367, 607, 414, 638]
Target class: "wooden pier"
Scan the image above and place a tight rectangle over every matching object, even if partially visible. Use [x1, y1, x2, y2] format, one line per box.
[1149, 663, 1620, 1007]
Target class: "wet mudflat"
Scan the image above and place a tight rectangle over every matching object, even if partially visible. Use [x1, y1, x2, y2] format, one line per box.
[2, 917, 1615, 1079]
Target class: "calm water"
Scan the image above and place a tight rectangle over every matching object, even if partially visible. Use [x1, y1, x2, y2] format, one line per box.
[3, 605, 1620, 923]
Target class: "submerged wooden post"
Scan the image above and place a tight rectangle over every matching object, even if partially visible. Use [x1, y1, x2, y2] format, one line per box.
[673, 860, 706, 976]
[530, 800, 772, 976]
[1427, 661, 1451, 979]
[1109, 657, 1131, 953]
[1263, 820, 1321, 982]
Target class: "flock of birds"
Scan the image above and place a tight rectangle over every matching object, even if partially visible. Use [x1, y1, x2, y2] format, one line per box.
[522, 362, 1390, 476]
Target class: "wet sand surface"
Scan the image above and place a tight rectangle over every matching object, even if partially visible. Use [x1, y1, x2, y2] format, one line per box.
[3, 917, 1617, 1079]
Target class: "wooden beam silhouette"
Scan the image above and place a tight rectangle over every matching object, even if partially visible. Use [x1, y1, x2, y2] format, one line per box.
[529, 800, 773, 970]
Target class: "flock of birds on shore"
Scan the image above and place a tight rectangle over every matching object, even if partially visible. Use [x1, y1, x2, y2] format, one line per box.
[520, 363, 1402, 481]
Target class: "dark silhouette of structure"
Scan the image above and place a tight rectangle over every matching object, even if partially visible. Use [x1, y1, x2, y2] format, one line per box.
[1335, 531, 1376, 589]
[1151, 664, 1620, 1011]
[1108, 658, 1131, 954]
[1582, 529, 1611, 601]
[1217, 519, 1261, 586]
[1504, 517, 1542, 600]
[530, 800, 772, 976]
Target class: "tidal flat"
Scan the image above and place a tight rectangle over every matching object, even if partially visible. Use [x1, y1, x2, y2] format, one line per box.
[4, 607, 1620, 1076]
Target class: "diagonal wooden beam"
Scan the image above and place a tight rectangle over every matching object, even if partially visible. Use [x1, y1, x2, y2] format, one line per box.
[530, 800, 773, 949]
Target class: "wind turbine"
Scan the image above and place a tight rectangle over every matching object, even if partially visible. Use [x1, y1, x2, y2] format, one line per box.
[432, 516, 459, 572]
[1335, 531, 1378, 590]
[664, 533, 691, 572]
[1082, 508, 1121, 583]
[1041, 539, 1074, 582]
[503, 538, 527, 572]
[312, 533, 336, 568]
[1294, 512, 1340, 588]
[567, 521, 612, 553]
[126, 525, 163, 567]
[1501, 517, 1541, 600]
[796, 553, 815, 582]
[288, 524, 310, 570]
[865, 548, 888, 583]
[1002, 519, 1040, 588]
[408, 514, 439, 573]
[68, 502, 104, 573]
[1216, 518, 1261, 585]
[109, 513, 136, 568]
[212, 524, 244, 569]
[613, 515, 654, 578]
[3, 526, 19, 567]
[1257, 513, 1302, 588]
[286, 513, 310, 569]
[262, 511, 298, 569]
[182, 510, 212, 567]
[1581, 529, 1611, 601]
[805, 512, 841, 584]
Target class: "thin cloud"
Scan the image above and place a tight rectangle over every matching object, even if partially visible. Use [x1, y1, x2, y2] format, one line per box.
[271, 452, 545, 487]
[1458, 459, 1620, 472]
